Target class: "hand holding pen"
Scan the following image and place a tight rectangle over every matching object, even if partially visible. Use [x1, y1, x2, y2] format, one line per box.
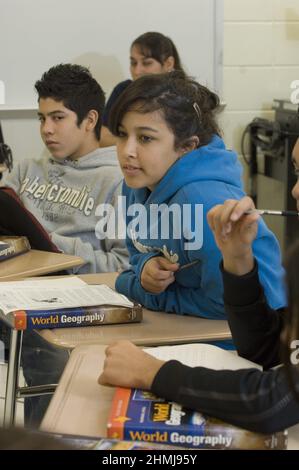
[141, 256, 179, 294]
[207, 196, 258, 276]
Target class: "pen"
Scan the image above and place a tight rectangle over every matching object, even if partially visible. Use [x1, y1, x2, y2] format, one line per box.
[245, 209, 299, 217]
[177, 260, 199, 271]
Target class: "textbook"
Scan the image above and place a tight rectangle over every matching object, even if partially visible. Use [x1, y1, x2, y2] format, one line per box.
[49, 433, 186, 450]
[6, 304, 143, 330]
[107, 344, 288, 450]
[0, 236, 30, 261]
[0, 277, 142, 330]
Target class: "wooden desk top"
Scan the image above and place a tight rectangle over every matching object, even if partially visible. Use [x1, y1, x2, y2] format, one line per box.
[38, 273, 231, 349]
[41, 345, 111, 437]
[41, 344, 299, 449]
[0, 250, 84, 281]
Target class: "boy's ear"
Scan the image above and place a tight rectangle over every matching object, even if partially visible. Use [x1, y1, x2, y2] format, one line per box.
[85, 109, 98, 132]
[179, 136, 199, 154]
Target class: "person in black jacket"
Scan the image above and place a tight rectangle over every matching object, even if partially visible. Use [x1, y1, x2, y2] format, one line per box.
[98, 138, 299, 434]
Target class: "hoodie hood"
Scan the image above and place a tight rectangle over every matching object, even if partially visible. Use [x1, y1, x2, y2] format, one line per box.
[130, 135, 243, 204]
[49, 146, 120, 170]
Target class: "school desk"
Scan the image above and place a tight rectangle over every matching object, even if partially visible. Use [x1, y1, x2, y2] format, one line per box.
[38, 272, 231, 349]
[41, 344, 299, 450]
[3, 271, 230, 427]
[1, 251, 84, 426]
[0, 249, 84, 281]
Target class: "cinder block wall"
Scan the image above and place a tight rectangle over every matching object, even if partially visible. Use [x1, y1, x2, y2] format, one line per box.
[220, 0, 299, 189]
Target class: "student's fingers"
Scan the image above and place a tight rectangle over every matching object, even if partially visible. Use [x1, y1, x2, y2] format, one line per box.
[208, 200, 238, 238]
[208, 197, 259, 238]
[105, 340, 131, 355]
[156, 257, 179, 272]
[207, 201, 237, 234]
[142, 277, 175, 293]
[207, 204, 221, 232]
[229, 196, 256, 221]
[98, 341, 136, 385]
[141, 257, 177, 293]
[99, 342, 164, 389]
[141, 271, 175, 293]
[144, 257, 177, 280]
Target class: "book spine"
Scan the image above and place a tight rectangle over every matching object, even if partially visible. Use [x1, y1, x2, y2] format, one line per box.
[12, 305, 142, 330]
[0, 236, 30, 261]
[115, 423, 287, 450]
[0, 244, 18, 260]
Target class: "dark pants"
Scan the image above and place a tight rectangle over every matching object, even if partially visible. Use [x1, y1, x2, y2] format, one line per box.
[1, 322, 69, 428]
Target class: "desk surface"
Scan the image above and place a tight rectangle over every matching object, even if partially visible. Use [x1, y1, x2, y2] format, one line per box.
[41, 345, 112, 437]
[41, 344, 299, 450]
[38, 273, 231, 349]
[0, 249, 84, 281]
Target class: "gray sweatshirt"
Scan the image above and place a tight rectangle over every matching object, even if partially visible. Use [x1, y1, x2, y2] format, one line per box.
[2, 147, 128, 274]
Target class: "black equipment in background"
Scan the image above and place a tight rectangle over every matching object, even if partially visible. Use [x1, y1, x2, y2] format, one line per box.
[242, 100, 299, 253]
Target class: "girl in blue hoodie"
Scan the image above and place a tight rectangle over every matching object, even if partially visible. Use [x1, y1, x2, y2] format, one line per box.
[109, 71, 286, 319]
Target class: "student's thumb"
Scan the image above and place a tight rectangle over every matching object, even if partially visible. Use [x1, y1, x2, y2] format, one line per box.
[157, 257, 179, 271]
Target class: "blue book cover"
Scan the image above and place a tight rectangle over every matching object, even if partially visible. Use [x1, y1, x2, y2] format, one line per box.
[107, 388, 287, 450]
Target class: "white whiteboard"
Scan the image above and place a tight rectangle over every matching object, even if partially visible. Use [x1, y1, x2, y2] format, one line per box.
[0, 0, 223, 162]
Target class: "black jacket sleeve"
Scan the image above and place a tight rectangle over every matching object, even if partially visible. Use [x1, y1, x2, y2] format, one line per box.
[151, 361, 299, 433]
[221, 260, 285, 369]
[150, 260, 299, 433]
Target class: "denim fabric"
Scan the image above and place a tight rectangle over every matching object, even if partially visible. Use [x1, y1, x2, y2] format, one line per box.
[22, 331, 69, 427]
[1, 321, 69, 428]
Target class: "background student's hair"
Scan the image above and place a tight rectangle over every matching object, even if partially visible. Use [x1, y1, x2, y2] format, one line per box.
[284, 240, 299, 399]
[131, 32, 185, 75]
[35, 64, 105, 140]
[109, 71, 220, 149]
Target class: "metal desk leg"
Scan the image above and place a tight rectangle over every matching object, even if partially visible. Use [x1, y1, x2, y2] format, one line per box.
[3, 329, 23, 427]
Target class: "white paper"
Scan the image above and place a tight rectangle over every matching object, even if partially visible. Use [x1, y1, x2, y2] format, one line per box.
[145, 343, 261, 371]
[0, 276, 86, 289]
[0, 278, 133, 314]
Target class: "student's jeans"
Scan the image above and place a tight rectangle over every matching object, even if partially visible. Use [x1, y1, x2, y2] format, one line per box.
[0, 322, 69, 428]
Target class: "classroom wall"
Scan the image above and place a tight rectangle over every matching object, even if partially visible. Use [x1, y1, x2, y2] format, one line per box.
[220, 0, 299, 178]
[0, 0, 222, 165]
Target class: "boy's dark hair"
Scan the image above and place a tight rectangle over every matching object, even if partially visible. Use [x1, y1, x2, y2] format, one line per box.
[131, 32, 185, 76]
[35, 64, 105, 140]
[283, 240, 299, 401]
[109, 71, 220, 149]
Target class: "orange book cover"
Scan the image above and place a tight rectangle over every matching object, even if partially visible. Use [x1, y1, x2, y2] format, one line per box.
[13, 310, 27, 330]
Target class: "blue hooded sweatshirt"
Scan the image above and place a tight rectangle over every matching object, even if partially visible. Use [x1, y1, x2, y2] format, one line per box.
[116, 135, 286, 319]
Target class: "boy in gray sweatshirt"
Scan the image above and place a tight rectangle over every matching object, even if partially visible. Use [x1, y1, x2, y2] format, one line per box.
[3, 65, 128, 274]
[1, 64, 128, 427]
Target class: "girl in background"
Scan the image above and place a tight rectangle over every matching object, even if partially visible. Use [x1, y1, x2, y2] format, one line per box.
[100, 32, 185, 147]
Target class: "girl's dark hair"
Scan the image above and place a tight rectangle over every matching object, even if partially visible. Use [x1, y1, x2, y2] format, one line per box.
[131, 32, 185, 75]
[109, 71, 220, 149]
[283, 240, 299, 401]
[35, 64, 105, 140]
